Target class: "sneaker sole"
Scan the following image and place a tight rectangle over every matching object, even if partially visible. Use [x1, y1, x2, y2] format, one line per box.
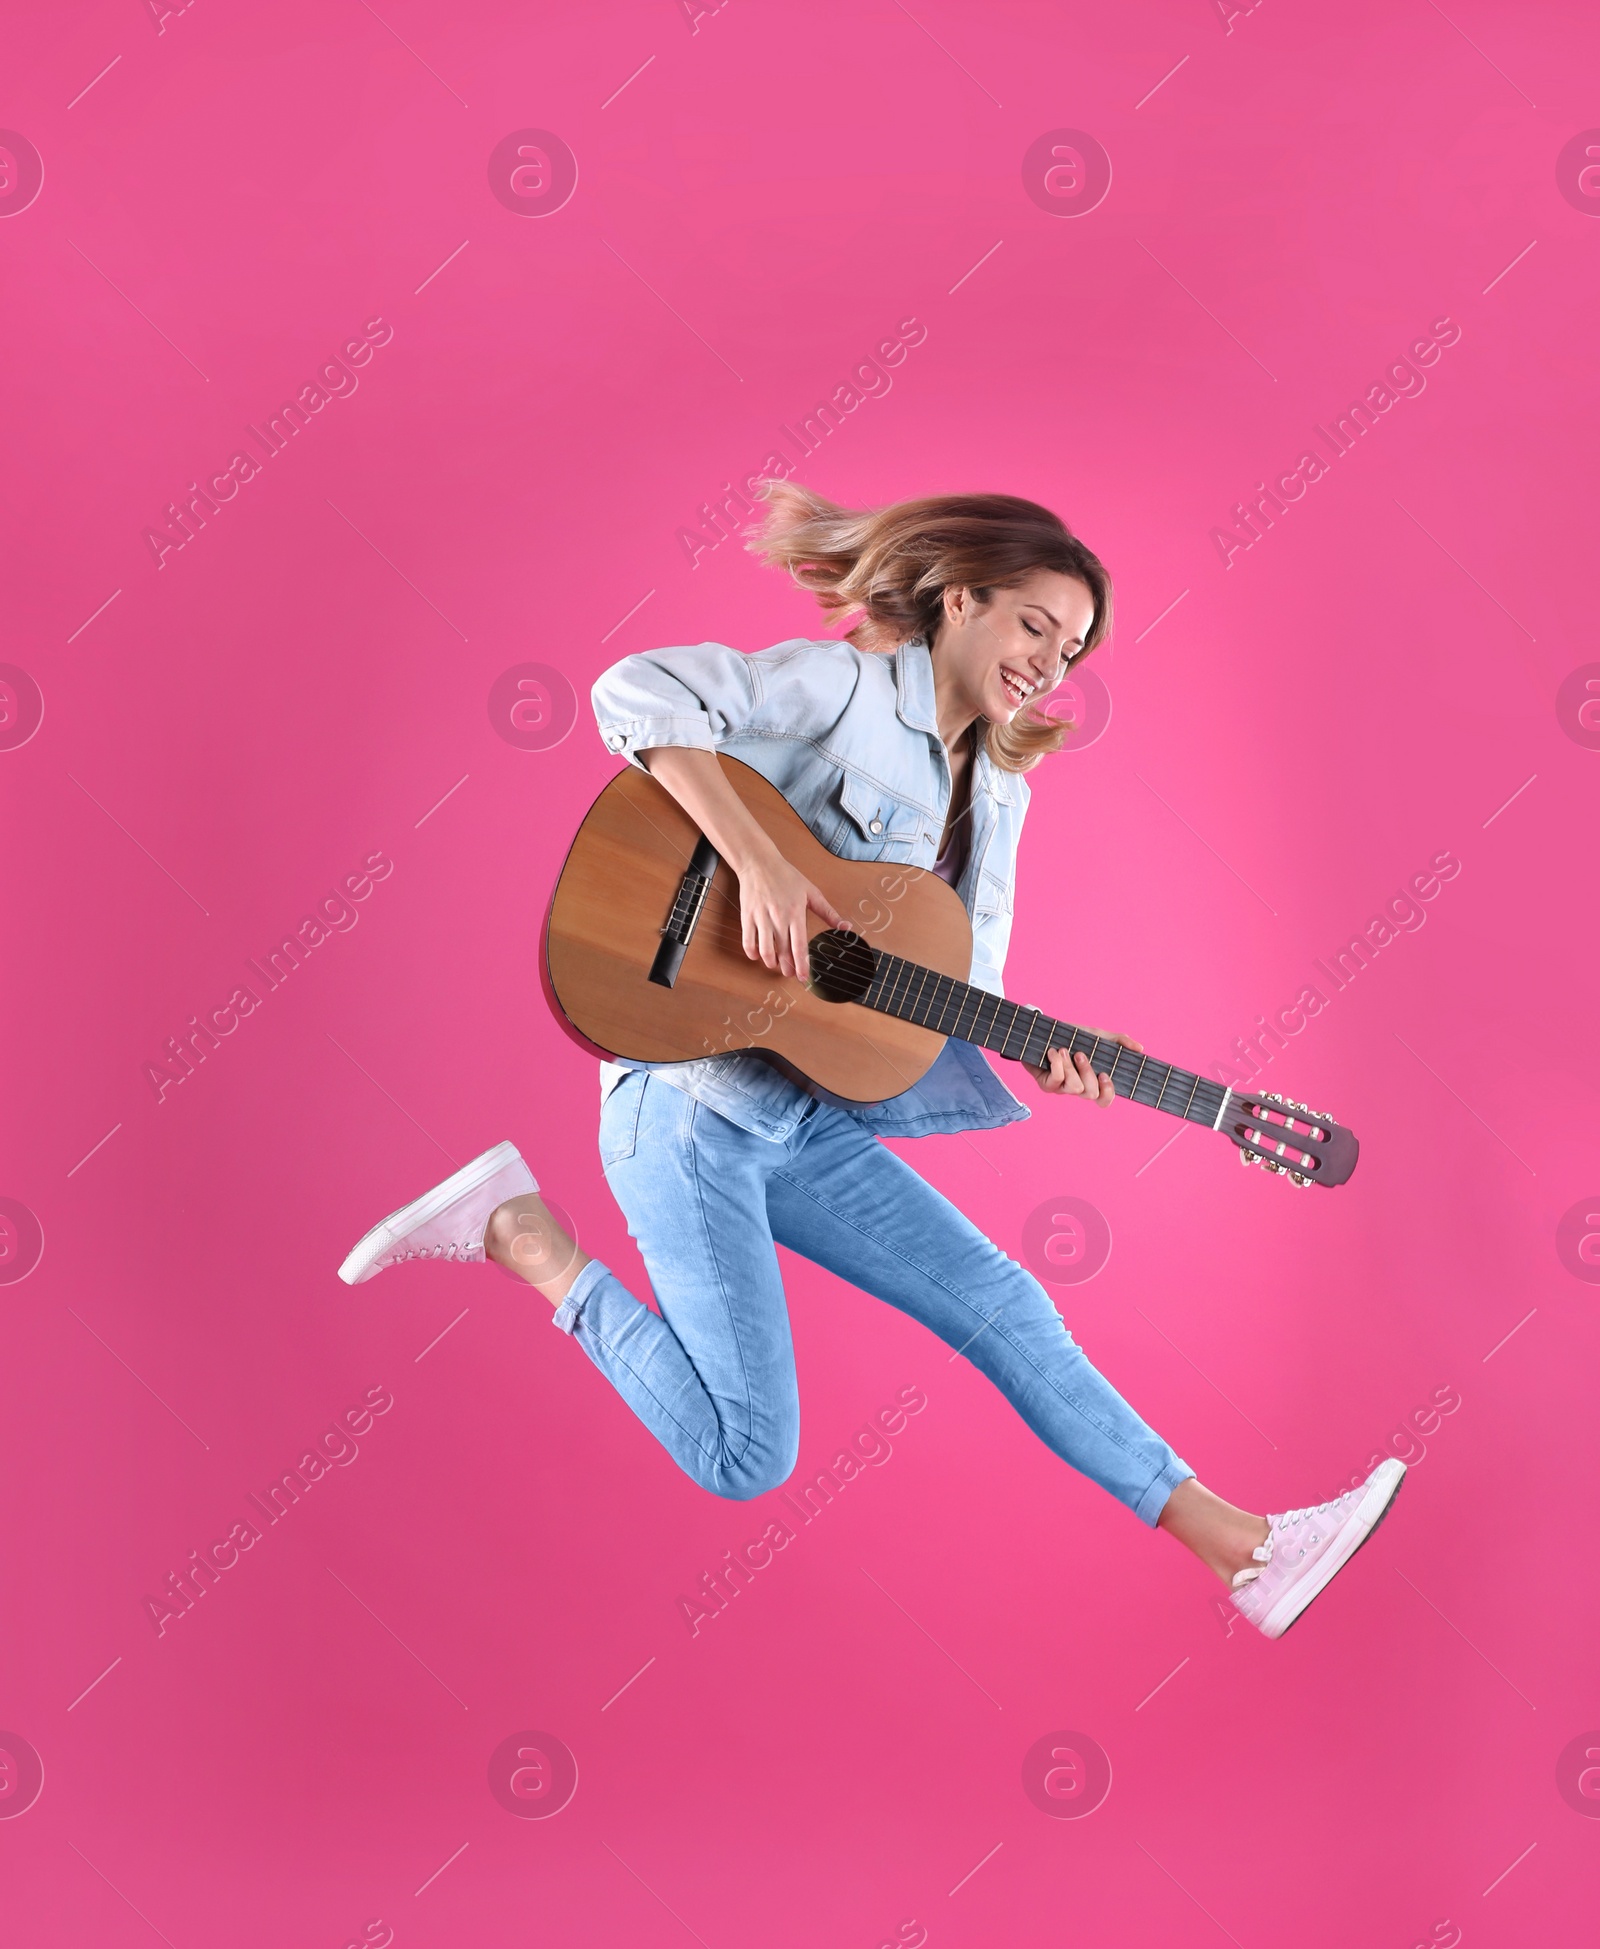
[1263, 1461, 1407, 1640]
[337, 1140, 527, 1285]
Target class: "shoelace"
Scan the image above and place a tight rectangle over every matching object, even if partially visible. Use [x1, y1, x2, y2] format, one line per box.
[1233, 1487, 1358, 1590]
[1232, 1537, 1273, 1591]
[1278, 1488, 1356, 1531]
[383, 1241, 471, 1265]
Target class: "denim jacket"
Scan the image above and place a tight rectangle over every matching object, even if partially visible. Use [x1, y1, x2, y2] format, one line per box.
[588, 635, 1032, 1142]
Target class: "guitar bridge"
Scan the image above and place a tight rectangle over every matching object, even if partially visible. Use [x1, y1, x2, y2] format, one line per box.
[649, 834, 721, 988]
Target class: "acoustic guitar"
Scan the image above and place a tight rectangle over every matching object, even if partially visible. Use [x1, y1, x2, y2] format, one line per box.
[542, 754, 1358, 1188]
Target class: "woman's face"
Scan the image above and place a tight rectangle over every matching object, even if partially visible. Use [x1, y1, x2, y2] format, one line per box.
[931, 569, 1098, 729]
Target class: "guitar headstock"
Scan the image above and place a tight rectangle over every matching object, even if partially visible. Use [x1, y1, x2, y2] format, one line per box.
[1224, 1090, 1360, 1189]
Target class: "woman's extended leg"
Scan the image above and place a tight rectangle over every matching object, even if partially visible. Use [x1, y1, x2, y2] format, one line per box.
[763, 1103, 1197, 1517]
[757, 1100, 1406, 1629]
[757, 1101, 1287, 1583]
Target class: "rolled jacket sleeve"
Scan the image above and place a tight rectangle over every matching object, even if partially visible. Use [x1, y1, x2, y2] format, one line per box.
[590, 641, 761, 769]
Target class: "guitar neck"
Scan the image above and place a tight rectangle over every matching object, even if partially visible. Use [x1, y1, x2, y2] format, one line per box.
[862, 951, 1231, 1129]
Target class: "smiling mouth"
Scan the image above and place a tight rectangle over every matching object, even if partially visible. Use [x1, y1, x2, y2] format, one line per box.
[1000, 668, 1034, 708]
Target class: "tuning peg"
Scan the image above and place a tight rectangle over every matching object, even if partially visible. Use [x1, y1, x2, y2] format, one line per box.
[1259, 1090, 1311, 1119]
[1239, 1147, 1312, 1185]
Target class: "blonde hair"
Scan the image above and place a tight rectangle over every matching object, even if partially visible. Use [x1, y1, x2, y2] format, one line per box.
[745, 481, 1112, 772]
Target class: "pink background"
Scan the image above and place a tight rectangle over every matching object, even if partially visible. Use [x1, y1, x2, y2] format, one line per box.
[2, 1, 1598, 1942]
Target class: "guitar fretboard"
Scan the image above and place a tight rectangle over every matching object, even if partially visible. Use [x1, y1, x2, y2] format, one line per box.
[863, 951, 1232, 1128]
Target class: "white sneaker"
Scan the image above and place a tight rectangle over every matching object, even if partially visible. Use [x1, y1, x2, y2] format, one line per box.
[338, 1141, 536, 1285]
[1229, 1458, 1406, 1639]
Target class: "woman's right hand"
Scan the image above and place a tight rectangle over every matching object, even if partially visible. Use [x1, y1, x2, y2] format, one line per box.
[737, 840, 843, 983]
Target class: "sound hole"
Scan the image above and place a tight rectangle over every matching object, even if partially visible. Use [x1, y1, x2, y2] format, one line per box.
[808, 929, 878, 1005]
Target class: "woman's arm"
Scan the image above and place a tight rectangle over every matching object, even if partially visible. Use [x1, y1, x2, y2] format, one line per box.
[640, 746, 842, 983]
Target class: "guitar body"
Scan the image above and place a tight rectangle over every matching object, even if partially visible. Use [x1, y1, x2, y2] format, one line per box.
[542, 755, 969, 1103]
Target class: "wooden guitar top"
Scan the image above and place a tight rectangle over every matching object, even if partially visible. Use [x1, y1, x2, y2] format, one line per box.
[543, 755, 974, 1103]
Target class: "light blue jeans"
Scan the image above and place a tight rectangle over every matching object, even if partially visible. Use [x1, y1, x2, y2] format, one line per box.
[553, 1070, 1193, 1523]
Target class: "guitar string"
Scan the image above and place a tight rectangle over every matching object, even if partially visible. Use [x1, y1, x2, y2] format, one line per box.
[656, 931, 1309, 1141]
[615, 797, 1262, 1121]
[866, 950, 1236, 1128]
[685, 914, 1230, 1126]
[613, 799, 1314, 1145]
[642, 907, 1285, 1134]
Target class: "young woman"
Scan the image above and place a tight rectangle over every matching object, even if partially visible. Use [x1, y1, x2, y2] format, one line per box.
[338, 485, 1403, 1639]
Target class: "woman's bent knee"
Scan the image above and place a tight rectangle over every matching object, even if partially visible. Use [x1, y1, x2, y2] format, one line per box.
[696, 1437, 797, 1502]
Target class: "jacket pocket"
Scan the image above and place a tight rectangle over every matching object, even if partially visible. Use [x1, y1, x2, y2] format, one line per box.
[975, 867, 1012, 916]
[835, 770, 928, 861]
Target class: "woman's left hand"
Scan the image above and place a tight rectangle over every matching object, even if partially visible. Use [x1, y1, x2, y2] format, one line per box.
[1031, 1030, 1142, 1106]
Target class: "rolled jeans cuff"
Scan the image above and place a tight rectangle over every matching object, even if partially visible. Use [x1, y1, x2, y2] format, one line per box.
[551, 1258, 609, 1336]
[1134, 1459, 1195, 1528]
